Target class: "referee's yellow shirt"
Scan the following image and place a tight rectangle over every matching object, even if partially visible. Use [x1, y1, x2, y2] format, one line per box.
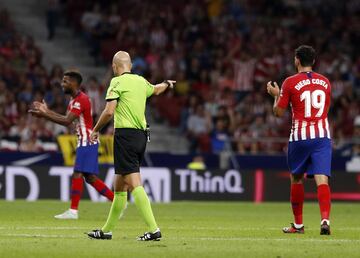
[105, 72, 154, 130]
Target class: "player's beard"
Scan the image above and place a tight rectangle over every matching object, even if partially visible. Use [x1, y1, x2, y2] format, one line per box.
[63, 87, 72, 94]
[294, 59, 301, 73]
[294, 62, 299, 73]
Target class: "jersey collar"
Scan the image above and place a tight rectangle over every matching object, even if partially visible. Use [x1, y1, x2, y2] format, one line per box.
[299, 71, 313, 78]
[72, 90, 81, 99]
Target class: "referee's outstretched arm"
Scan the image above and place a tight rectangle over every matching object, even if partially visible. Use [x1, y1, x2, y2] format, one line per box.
[90, 51, 176, 142]
[91, 78, 176, 141]
[153, 80, 176, 95]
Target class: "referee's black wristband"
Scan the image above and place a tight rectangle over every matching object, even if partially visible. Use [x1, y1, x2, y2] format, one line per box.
[163, 80, 170, 87]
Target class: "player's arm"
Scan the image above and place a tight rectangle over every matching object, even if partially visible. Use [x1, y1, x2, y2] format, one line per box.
[272, 95, 286, 117]
[29, 100, 77, 126]
[93, 100, 117, 132]
[153, 80, 176, 95]
[267, 81, 287, 117]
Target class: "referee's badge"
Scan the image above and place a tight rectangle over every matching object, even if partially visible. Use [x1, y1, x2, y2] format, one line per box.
[109, 90, 115, 97]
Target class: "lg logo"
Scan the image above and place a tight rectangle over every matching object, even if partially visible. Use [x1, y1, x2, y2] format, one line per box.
[175, 169, 244, 193]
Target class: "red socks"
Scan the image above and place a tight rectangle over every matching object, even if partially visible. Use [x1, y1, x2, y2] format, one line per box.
[290, 183, 331, 224]
[90, 179, 114, 201]
[290, 183, 304, 225]
[70, 178, 84, 210]
[317, 184, 331, 220]
[70, 177, 113, 210]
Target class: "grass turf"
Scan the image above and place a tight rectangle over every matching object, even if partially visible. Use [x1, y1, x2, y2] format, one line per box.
[0, 201, 359, 258]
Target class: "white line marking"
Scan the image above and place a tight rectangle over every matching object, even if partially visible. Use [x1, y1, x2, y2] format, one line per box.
[168, 226, 360, 231]
[0, 226, 359, 231]
[3, 233, 79, 239]
[4, 233, 359, 244]
[172, 237, 360, 243]
[0, 226, 87, 230]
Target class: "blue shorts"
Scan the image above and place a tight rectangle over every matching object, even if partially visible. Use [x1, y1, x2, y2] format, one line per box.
[74, 144, 99, 175]
[287, 138, 332, 177]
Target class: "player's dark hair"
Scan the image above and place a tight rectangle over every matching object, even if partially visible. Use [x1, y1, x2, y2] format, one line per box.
[295, 45, 316, 67]
[64, 70, 83, 86]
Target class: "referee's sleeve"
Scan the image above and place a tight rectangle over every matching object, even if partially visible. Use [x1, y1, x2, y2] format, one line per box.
[145, 79, 154, 97]
[105, 78, 120, 101]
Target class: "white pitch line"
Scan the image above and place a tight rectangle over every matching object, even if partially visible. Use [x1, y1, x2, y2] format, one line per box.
[168, 226, 360, 231]
[0, 226, 360, 231]
[0, 226, 88, 230]
[3, 234, 360, 244]
[3, 233, 80, 239]
[172, 237, 360, 243]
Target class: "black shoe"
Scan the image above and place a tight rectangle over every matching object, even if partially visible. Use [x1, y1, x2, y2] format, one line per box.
[282, 223, 304, 234]
[320, 221, 331, 235]
[87, 229, 112, 240]
[137, 229, 162, 241]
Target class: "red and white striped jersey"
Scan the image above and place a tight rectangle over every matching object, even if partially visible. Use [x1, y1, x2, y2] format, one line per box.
[233, 58, 256, 91]
[67, 91, 97, 147]
[277, 71, 331, 142]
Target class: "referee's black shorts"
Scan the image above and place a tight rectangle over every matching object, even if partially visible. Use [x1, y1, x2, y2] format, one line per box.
[113, 128, 147, 175]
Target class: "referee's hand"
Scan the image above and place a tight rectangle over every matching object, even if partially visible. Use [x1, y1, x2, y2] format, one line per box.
[165, 80, 176, 89]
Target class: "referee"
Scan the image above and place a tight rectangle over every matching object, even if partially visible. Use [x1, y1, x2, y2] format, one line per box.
[87, 51, 175, 241]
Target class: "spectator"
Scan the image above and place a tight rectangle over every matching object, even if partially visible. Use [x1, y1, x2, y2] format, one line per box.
[80, 4, 101, 35]
[352, 116, 360, 156]
[187, 155, 207, 170]
[233, 51, 256, 93]
[174, 71, 190, 96]
[211, 119, 229, 153]
[186, 104, 212, 152]
[85, 76, 103, 119]
[248, 115, 269, 154]
[46, 0, 60, 40]
[179, 94, 201, 133]
[218, 67, 235, 92]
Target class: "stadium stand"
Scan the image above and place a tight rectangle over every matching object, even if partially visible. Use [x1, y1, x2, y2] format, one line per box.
[0, 0, 359, 155]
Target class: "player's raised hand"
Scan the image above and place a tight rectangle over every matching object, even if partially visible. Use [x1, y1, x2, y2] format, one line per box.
[28, 101, 42, 116]
[267, 81, 280, 97]
[29, 100, 49, 117]
[42, 99, 48, 109]
[37, 100, 48, 113]
[28, 108, 41, 117]
[32, 100, 48, 112]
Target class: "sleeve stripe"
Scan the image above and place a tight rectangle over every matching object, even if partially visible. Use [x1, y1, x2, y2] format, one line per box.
[106, 98, 119, 102]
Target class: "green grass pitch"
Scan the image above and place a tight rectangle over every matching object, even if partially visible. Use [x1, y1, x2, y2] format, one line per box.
[0, 201, 359, 258]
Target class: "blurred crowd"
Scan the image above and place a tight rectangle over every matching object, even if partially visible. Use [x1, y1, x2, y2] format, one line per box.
[0, 8, 107, 151]
[1, 0, 360, 155]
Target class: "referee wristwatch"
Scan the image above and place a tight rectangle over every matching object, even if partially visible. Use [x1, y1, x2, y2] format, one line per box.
[163, 80, 171, 88]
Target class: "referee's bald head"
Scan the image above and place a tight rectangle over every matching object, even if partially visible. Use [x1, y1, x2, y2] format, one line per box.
[112, 51, 132, 76]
